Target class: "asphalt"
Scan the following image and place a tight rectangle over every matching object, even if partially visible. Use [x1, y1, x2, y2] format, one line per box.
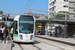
[35, 35, 75, 46]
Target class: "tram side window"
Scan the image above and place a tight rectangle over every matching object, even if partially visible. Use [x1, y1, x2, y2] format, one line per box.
[13, 21, 18, 34]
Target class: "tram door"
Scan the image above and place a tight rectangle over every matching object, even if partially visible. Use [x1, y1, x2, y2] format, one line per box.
[13, 21, 18, 41]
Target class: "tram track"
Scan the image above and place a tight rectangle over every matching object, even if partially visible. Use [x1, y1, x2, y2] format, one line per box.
[35, 38, 64, 50]
[19, 43, 41, 50]
[33, 44, 41, 50]
[35, 37, 75, 50]
[11, 42, 41, 50]
[18, 44, 24, 50]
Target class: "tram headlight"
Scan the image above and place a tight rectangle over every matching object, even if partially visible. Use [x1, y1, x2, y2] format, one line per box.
[30, 35, 33, 40]
[20, 35, 23, 40]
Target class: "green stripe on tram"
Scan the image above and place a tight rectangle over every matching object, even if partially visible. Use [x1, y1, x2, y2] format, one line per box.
[13, 34, 19, 37]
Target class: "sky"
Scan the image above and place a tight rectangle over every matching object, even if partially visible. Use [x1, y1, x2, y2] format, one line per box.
[0, 0, 48, 16]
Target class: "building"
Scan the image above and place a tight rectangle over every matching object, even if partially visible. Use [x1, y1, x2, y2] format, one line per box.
[25, 12, 46, 19]
[48, 0, 69, 18]
[69, 0, 75, 19]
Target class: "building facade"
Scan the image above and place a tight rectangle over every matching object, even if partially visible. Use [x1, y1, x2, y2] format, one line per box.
[69, 0, 75, 19]
[48, 0, 69, 18]
[25, 12, 46, 19]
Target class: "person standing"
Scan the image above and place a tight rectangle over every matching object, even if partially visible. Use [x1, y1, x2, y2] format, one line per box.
[10, 27, 13, 40]
[4, 27, 9, 38]
[0, 26, 4, 41]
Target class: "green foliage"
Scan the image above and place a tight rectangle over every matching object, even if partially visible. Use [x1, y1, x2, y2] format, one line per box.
[47, 18, 53, 24]
[0, 11, 3, 15]
[9, 21, 13, 27]
[35, 22, 41, 27]
[55, 11, 69, 19]
[58, 11, 68, 13]
[7, 25, 10, 29]
[45, 15, 48, 19]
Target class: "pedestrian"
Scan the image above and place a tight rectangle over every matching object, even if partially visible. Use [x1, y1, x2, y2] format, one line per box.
[10, 27, 13, 40]
[36, 30, 38, 35]
[4, 27, 9, 38]
[38, 30, 40, 35]
[0, 26, 4, 41]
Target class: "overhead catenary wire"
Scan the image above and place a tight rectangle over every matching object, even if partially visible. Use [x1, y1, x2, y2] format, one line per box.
[19, 0, 31, 15]
[24, 0, 35, 13]
[28, 0, 35, 8]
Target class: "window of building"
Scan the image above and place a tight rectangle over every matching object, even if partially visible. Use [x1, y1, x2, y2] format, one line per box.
[63, 5, 68, 7]
[54, 1, 56, 4]
[64, 0, 68, 2]
[50, 1, 55, 6]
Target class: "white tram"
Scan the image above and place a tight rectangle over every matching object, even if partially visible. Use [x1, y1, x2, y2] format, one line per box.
[12, 15, 35, 43]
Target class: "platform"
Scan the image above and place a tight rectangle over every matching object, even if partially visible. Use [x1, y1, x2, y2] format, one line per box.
[0, 43, 12, 50]
[35, 35, 75, 46]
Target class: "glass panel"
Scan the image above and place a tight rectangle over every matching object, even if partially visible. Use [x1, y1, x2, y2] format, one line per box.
[19, 16, 34, 34]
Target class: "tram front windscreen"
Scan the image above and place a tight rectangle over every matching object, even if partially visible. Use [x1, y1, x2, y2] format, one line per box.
[19, 16, 34, 34]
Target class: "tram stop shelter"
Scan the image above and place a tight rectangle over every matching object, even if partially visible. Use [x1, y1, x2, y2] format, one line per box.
[53, 19, 75, 37]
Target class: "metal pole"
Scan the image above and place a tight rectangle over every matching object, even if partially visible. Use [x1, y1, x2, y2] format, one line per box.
[46, 23, 48, 35]
[4, 17, 7, 43]
[64, 14, 67, 38]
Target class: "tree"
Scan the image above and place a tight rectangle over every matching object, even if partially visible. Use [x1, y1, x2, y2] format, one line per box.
[36, 22, 41, 27]
[7, 25, 10, 29]
[47, 18, 53, 24]
[0, 11, 3, 15]
[55, 11, 69, 19]
[9, 21, 13, 27]
[45, 15, 48, 19]
[58, 11, 68, 13]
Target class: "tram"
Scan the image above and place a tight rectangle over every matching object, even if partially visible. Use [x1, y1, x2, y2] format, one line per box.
[12, 15, 35, 43]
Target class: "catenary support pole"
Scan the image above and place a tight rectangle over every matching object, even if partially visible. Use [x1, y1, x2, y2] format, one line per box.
[64, 14, 67, 38]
